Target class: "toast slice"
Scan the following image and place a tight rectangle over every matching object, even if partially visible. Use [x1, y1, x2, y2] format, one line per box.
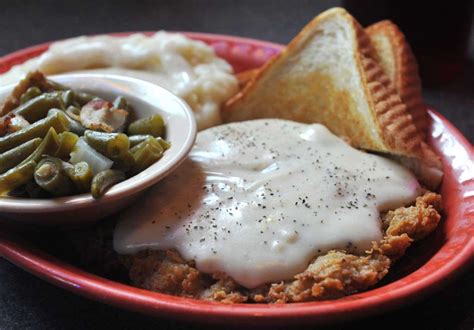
[236, 68, 260, 89]
[236, 20, 429, 140]
[223, 8, 442, 189]
[366, 20, 428, 139]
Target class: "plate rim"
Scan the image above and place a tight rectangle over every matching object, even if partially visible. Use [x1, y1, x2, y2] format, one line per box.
[0, 31, 472, 325]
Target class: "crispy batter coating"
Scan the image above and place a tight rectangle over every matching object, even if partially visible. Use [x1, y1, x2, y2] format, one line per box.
[126, 250, 204, 297]
[200, 275, 249, 303]
[115, 192, 441, 303]
[266, 252, 390, 303]
[384, 192, 442, 240]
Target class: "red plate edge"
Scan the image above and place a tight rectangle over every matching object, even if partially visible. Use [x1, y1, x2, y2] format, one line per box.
[0, 32, 472, 326]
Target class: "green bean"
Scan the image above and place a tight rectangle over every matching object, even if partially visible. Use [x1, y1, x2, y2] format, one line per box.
[47, 89, 93, 107]
[65, 105, 81, 122]
[128, 135, 151, 148]
[34, 157, 75, 196]
[55, 131, 79, 161]
[20, 127, 60, 165]
[130, 136, 164, 174]
[84, 130, 130, 159]
[156, 137, 171, 150]
[0, 160, 36, 195]
[1, 72, 63, 117]
[60, 90, 75, 107]
[91, 169, 126, 198]
[129, 136, 163, 154]
[0, 111, 69, 153]
[45, 79, 68, 91]
[0, 72, 171, 199]
[73, 91, 96, 106]
[111, 151, 135, 172]
[65, 161, 93, 193]
[0, 138, 42, 174]
[20, 87, 42, 104]
[48, 108, 85, 135]
[14, 93, 65, 123]
[127, 114, 165, 137]
[129, 135, 171, 150]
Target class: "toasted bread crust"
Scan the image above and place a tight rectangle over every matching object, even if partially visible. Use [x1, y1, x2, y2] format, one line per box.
[340, 27, 442, 189]
[366, 20, 429, 138]
[236, 68, 259, 89]
[353, 20, 424, 156]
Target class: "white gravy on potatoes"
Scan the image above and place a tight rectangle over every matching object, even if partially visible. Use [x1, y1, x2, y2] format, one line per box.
[0, 32, 238, 130]
[114, 119, 421, 289]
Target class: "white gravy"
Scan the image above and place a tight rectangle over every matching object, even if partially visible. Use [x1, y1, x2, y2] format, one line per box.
[114, 119, 421, 288]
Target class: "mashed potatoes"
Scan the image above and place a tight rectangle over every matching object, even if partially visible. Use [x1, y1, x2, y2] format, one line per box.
[0, 32, 238, 130]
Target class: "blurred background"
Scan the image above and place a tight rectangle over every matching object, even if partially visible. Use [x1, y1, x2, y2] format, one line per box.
[0, 1, 472, 329]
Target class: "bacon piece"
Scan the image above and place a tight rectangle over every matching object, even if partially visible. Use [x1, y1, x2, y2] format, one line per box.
[0, 113, 30, 136]
[80, 100, 128, 133]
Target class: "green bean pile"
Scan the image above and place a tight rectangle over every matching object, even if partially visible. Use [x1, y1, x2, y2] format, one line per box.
[0, 71, 169, 199]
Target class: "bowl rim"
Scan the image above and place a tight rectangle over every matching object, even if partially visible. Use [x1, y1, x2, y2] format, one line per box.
[0, 73, 197, 214]
[0, 32, 472, 325]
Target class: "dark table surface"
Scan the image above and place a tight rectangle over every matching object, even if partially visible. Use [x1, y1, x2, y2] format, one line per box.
[0, 1, 472, 329]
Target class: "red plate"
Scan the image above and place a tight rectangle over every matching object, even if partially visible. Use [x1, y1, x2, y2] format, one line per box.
[0, 32, 472, 326]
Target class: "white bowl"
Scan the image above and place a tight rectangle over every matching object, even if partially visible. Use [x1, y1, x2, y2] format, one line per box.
[0, 73, 196, 225]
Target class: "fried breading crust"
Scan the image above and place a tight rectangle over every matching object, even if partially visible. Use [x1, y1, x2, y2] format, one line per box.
[265, 252, 390, 303]
[117, 192, 441, 303]
[125, 250, 204, 297]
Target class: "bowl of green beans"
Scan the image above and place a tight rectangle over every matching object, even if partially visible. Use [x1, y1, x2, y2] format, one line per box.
[0, 72, 196, 225]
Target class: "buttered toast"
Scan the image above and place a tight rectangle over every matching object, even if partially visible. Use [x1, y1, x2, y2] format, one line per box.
[223, 8, 442, 189]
